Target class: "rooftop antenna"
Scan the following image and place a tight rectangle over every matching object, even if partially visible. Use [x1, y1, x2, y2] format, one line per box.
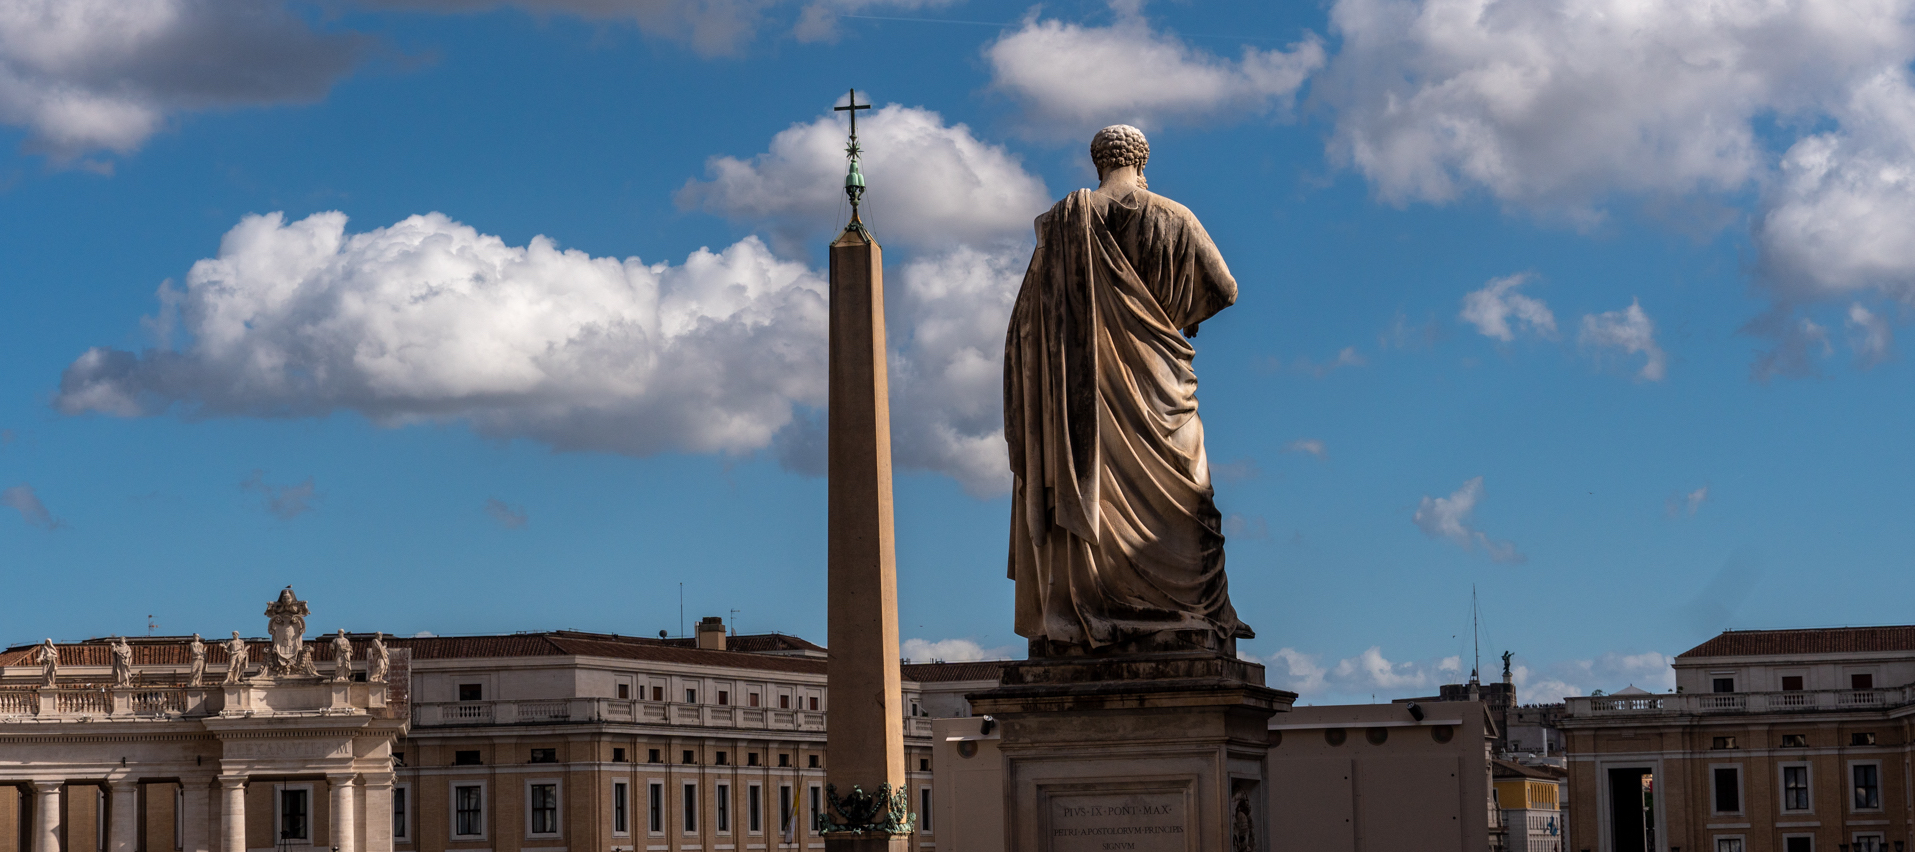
[1471, 585, 1481, 685]
[146, 616, 157, 637]
[679, 583, 685, 639]
[729, 608, 741, 637]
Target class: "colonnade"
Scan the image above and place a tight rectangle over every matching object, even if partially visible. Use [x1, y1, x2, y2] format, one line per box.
[15, 774, 392, 852]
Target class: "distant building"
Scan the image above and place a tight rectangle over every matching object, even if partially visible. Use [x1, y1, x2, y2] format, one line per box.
[1494, 758, 1566, 852]
[1397, 668, 1519, 754]
[1561, 625, 1915, 852]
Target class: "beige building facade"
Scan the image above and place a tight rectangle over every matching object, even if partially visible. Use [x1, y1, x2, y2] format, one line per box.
[0, 601, 999, 852]
[1562, 625, 1915, 852]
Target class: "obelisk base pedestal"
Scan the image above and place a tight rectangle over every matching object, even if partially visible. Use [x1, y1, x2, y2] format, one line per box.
[968, 653, 1295, 852]
[823, 833, 912, 852]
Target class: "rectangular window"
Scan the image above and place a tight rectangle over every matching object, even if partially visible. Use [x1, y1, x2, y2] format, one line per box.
[459, 683, 483, 701]
[454, 750, 482, 766]
[1853, 732, 1877, 746]
[1714, 767, 1741, 813]
[648, 748, 661, 764]
[780, 695, 790, 709]
[682, 750, 695, 765]
[919, 758, 929, 772]
[613, 782, 628, 834]
[393, 786, 408, 840]
[529, 784, 558, 835]
[719, 690, 729, 705]
[1781, 676, 1804, 691]
[280, 789, 309, 841]
[920, 787, 932, 832]
[613, 747, 627, 763]
[652, 686, 663, 701]
[1713, 736, 1737, 750]
[685, 688, 697, 703]
[809, 786, 821, 834]
[648, 783, 663, 834]
[1717, 840, 1745, 852]
[1782, 734, 1807, 748]
[717, 784, 730, 832]
[1713, 677, 1735, 693]
[1785, 838, 1812, 852]
[749, 785, 762, 833]
[1853, 673, 1875, 689]
[176, 787, 185, 851]
[779, 753, 790, 767]
[1854, 764, 1881, 809]
[717, 751, 729, 766]
[529, 748, 556, 764]
[809, 696, 819, 711]
[748, 752, 760, 767]
[1784, 766, 1810, 811]
[808, 755, 820, 769]
[455, 785, 484, 837]
[750, 692, 760, 707]
[779, 785, 792, 836]
[682, 784, 698, 833]
[1855, 835, 1884, 852]
[617, 684, 629, 699]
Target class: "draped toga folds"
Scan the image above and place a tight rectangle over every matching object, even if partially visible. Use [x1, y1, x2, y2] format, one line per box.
[1004, 186, 1246, 651]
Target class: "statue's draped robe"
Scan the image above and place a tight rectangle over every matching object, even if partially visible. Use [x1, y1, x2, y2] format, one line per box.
[1004, 186, 1245, 649]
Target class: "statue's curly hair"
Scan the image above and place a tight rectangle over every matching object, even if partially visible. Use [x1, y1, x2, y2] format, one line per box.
[1090, 124, 1149, 175]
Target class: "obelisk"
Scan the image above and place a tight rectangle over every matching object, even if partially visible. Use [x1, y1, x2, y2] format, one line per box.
[820, 90, 912, 851]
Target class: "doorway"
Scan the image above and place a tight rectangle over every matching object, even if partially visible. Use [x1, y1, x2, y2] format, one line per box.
[1607, 768, 1655, 852]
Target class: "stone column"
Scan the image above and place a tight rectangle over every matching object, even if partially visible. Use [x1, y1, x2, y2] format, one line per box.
[180, 778, 213, 852]
[327, 775, 356, 852]
[359, 775, 392, 852]
[108, 780, 138, 852]
[29, 780, 61, 852]
[823, 222, 909, 852]
[217, 776, 246, 852]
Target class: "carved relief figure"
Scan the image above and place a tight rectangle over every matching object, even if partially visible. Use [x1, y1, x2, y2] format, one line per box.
[187, 634, 206, 687]
[263, 587, 318, 677]
[368, 632, 389, 683]
[331, 630, 354, 683]
[1005, 124, 1246, 655]
[223, 631, 249, 684]
[38, 639, 57, 687]
[110, 636, 134, 687]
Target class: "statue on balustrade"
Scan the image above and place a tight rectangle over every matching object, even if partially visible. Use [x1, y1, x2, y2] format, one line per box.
[110, 636, 134, 687]
[223, 632, 249, 685]
[264, 587, 319, 678]
[187, 634, 206, 687]
[368, 632, 390, 684]
[38, 639, 57, 687]
[1004, 124, 1248, 656]
[332, 630, 354, 683]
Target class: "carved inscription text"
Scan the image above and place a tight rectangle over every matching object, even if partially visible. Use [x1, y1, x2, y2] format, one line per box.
[1048, 790, 1187, 852]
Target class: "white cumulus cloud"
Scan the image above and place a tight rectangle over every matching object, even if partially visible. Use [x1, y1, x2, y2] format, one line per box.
[1578, 299, 1668, 381]
[1412, 476, 1524, 563]
[1846, 302, 1894, 367]
[984, 2, 1324, 137]
[483, 497, 528, 529]
[240, 470, 317, 520]
[57, 210, 832, 461]
[901, 637, 1012, 663]
[1269, 646, 1675, 704]
[1283, 438, 1327, 459]
[1, 483, 63, 529]
[0, 0, 363, 161]
[1460, 273, 1555, 342]
[678, 102, 1051, 254]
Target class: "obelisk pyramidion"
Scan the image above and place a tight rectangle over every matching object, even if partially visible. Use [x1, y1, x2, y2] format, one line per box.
[820, 89, 913, 851]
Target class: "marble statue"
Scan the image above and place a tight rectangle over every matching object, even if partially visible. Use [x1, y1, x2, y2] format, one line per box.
[1004, 124, 1247, 655]
[264, 587, 318, 677]
[331, 630, 353, 683]
[38, 639, 57, 687]
[223, 632, 248, 684]
[368, 632, 389, 683]
[187, 634, 206, 687]
[110, 636, 134, 687]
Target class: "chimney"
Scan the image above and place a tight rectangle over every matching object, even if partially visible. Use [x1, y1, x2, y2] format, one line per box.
[696, 616, 727, 652]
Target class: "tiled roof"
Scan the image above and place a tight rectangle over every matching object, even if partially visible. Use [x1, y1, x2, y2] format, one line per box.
[1678, 626, 1915, 658]
[387, 634, 828, 675]
[901, 661, 1011, 683]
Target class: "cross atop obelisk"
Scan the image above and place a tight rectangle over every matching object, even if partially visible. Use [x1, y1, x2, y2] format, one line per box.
[818, 89, 912, 850]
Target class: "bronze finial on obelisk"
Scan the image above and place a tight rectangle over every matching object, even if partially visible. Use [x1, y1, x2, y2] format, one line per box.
[819, 89, 913, 850]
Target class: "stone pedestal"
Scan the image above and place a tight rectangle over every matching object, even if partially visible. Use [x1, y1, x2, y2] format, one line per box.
[969, 652, 1294, 852]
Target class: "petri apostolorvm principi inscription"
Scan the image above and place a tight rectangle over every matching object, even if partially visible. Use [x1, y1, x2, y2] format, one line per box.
[1046, 789, 1188, 851]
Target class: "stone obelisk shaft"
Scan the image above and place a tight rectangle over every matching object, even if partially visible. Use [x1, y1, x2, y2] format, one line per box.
[825, 224, 908, 852]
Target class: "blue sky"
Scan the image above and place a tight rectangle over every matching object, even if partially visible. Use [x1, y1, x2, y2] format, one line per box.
[4, 0, 1914, 705]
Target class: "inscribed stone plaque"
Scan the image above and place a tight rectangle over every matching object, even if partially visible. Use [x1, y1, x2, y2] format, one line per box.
[1047, 789, 1187, 851]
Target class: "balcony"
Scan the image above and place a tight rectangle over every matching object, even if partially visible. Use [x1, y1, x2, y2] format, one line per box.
[1565, 686, 1910, 718]
[411, 698, 938, 738]
[0, 682, 393, 722]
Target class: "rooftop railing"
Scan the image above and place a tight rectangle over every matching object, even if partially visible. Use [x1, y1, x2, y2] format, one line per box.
[1565, 686, 1909, 718]
[412, 698, 934, 737]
